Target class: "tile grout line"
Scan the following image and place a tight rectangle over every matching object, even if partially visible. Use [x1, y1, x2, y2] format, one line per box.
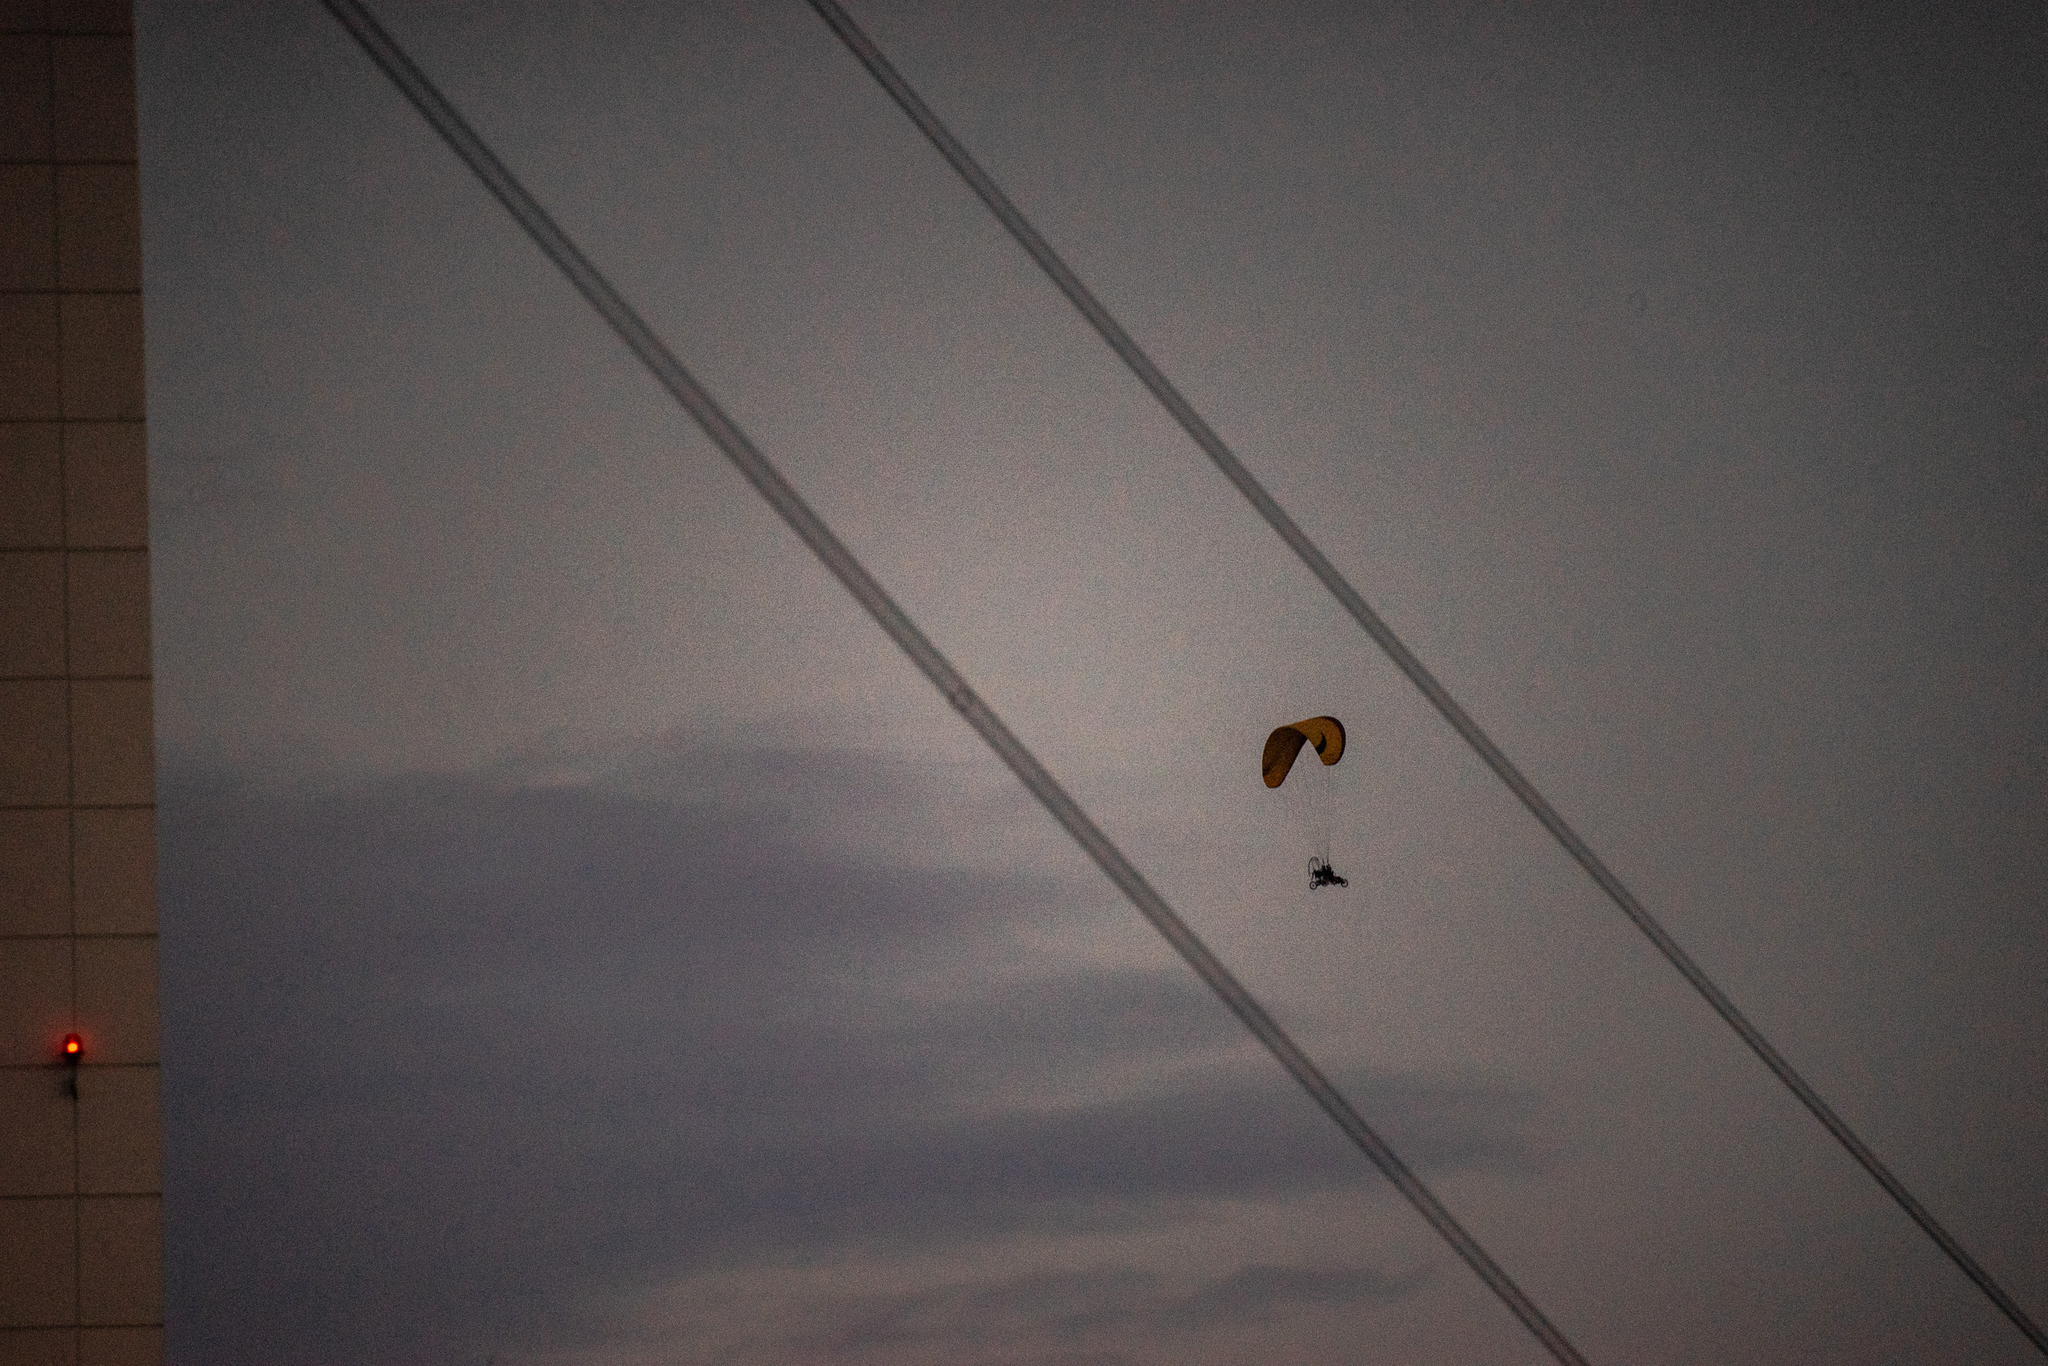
[0, 932, 164, 941]
[41, 15, 87, 1355]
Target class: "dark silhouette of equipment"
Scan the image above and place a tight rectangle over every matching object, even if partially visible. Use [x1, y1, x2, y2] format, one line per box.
[1309, 857, 1348, 889]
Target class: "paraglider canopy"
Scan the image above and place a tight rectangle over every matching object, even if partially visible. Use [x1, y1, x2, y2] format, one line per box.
[1262, 716, 1346, 788]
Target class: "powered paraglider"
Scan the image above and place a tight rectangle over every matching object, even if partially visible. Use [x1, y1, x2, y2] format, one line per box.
[1264, 717, 1351, 888]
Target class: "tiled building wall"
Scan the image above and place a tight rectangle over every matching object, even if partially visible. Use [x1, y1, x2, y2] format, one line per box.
[1, 2, 164, 1364]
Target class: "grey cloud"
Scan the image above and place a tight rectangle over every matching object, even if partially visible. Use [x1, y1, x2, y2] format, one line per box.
[815, 1266, 1157, 1356]
[161, 744, 1539, 1364]
[809, 1259, 1429, 1358]
[1178, 1262, 1431, 1323]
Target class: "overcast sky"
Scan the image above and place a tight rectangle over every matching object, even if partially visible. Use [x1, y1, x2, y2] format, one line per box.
[138, 2, 2047, 1363]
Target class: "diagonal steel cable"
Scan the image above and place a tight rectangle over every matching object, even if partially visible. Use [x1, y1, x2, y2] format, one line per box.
[315, 2, 1593, 1361]
[801, 0, 2048, 1355]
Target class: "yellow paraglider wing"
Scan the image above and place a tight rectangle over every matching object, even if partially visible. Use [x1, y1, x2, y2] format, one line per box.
[1262, 716, 1346, 787]
[1262, 727, 1308, 788]
[1297, 715, 1346, 766]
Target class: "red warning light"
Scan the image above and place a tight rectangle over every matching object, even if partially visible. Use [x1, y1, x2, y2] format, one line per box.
[62, 1033, 83, 1059]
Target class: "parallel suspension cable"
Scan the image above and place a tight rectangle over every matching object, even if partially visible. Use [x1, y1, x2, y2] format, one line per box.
[802, 1, 2048, 1355]
[316, 3, 1591, 1362]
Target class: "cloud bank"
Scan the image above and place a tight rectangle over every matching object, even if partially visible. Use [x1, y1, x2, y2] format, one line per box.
[161, 741, 1541, 1364]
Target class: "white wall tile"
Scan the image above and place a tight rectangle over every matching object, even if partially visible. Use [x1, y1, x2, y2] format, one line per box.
[56, 164, 138, 292]
[0, 1198, 74, 1327]
[0, 679, 68, 802]
[65, 552, 148, 677]
[49, 35, 133, 162]
[0, 935, 71, 1067]
[0, 1326, 79, 1366]
[61, 425, 145, 549]
[0, 808, 69, 935]
[0, 425, 63, 548]
[0, 162, 55, 290]
[58, 295, 144, 423]
[0, 551, 65, 676]
[52, 4, 133, 34]
[78, 1197, 158, 1325]
[74, 936, 154, 1066]
[0, 35, 52, 162]
[0, 2, 48, 33]
[80, 1327, 160, 1366]
[77, 1065, 156, 1195]
[0, 1068, 75, 1197]
[68, 678, 152, 805]
[0, 294, 61, 421]
[71, 807, 152, 935]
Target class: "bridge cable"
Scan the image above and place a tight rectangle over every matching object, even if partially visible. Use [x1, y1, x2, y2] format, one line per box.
[316, 3, 1593, 1362]
[801, 1, 2048, 1354]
